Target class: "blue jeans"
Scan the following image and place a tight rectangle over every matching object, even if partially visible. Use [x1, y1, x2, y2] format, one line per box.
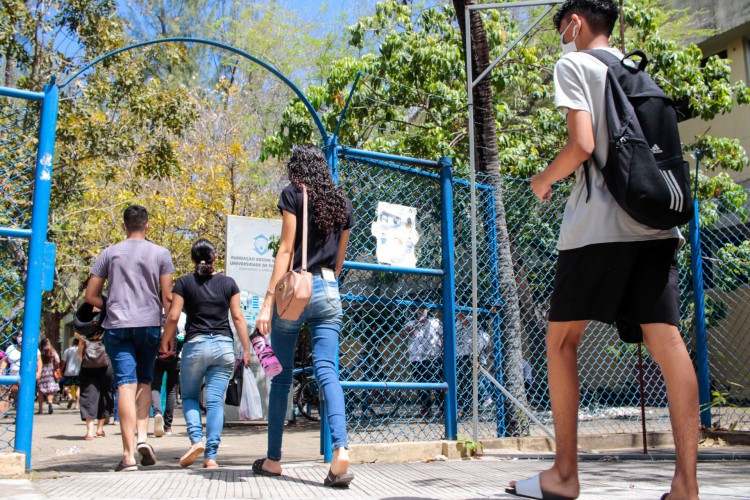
[180, 335, 234, 459]
[104, 326, 161, 386]
[267, 273, 348, 461]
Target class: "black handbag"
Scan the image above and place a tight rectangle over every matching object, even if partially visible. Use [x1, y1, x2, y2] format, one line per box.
[225, 362, 242, 406]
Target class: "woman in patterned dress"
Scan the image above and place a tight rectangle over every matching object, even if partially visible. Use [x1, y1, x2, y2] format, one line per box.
[37, 337, 60, 414]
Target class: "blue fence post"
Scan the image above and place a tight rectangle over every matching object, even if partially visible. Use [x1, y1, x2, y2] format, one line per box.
[16, 78, 59, 469]
[689, 150, 711, 427]
[320, 135, 337, 463]
[439, 157, 457, 440]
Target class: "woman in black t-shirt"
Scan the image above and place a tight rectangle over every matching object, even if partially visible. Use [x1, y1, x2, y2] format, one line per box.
[253, 144, 355, 487]
[161, 239, 252, 469]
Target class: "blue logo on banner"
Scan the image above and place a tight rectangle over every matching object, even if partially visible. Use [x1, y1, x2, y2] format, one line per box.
[254, 234, 271, 255]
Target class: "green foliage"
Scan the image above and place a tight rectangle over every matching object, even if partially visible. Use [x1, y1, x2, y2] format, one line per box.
[456, 433, 484, 456]
[262, 0, 748, 182]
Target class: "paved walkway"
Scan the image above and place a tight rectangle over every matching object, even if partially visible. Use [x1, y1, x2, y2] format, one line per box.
[5, 402, 750, 499]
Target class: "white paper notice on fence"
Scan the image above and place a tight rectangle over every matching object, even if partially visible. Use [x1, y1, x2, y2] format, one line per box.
[225, 215, 282, 328]
[371, 202, 419, 267]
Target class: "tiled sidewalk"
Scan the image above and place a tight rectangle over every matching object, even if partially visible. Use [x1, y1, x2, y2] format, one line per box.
[8, 401, 750, 499]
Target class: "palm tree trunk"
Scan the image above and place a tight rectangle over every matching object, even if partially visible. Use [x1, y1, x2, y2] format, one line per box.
[453, 0, 529, 435]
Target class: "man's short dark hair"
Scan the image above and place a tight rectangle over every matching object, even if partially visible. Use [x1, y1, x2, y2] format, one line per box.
[123, 204, 149, 232]
[553, 0, 619, 36]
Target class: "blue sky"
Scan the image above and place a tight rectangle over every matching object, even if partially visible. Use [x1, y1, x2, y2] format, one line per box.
[284, 0, 379, 31]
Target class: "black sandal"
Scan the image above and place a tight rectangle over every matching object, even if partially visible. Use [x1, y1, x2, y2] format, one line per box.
[323, 468, 355, 488]
[252, 458, 281, 477]
[136, 442, 156, 466]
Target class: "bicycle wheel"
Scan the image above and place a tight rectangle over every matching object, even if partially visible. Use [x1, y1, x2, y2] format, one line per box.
[368, 389, 403, 420]
[296, 378, 320, 421]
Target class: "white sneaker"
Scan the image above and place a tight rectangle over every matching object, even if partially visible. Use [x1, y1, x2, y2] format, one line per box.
[154, 413, 165, 438]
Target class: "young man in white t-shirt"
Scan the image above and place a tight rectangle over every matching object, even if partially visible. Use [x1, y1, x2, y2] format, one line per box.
[508, 2, 699, 500]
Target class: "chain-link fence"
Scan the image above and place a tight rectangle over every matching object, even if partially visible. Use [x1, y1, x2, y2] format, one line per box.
[0, 95, 41, 451]
[696, 193, 750, 432]
[337, 148, 455, 444]
[335, 152, 750, 444]
[452, 174, 749, 439]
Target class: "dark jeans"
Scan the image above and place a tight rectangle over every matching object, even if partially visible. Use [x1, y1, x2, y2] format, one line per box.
[151, 356, 179, 429]
[410, 358, 443, 413]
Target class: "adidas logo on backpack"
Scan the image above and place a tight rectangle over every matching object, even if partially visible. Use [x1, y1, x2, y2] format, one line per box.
[582, 49, 694, 230]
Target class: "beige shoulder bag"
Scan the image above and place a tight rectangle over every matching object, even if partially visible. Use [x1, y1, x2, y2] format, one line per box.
[275, 185, 313, 320]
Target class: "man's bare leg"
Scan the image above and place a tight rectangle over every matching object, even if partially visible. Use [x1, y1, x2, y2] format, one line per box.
[117, 383, 138, 466]
[642, 324, 699, 500]
[135, 382, 152, 445]
[510, 320, 587, 499]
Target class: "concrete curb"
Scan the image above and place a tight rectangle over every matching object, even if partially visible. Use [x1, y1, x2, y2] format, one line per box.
[349, 432, 676, 464]
[0, 453, 26, 478]
[704, 429, 750, 446]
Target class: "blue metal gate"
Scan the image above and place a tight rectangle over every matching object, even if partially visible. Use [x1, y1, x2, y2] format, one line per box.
[333, 146, 460, 449]
[0, 80, 59, 469]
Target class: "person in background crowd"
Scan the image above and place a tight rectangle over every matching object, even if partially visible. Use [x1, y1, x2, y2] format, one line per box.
[151, 312, 184, 438]
[4, 334, 42, 405]
[37, 338, 60, 415]
[76, 332, 114, 440]
[454, 311, 490, 418]
[401, 307, 443, 418]
[254, 144, 356, 487]
[61, 338, 82, 410]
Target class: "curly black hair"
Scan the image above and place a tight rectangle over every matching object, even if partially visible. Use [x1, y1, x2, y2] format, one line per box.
[553, 0, 618, 36]
[286, 144, 349, 238]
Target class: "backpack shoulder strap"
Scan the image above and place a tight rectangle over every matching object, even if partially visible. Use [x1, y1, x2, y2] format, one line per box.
[580, 48, 622, 67]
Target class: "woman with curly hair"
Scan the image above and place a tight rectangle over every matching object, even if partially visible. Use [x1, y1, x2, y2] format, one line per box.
[253, 144, 356, 487]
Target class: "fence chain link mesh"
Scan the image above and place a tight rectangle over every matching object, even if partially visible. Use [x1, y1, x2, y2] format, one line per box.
[696, 194, 750, 432]
[336, 154, 750, 443]
[337, 150, 448, 443]
[0, 100, 40, 450]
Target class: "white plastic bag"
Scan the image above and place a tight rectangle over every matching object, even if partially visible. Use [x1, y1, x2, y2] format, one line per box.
[239, 366, 263, 420]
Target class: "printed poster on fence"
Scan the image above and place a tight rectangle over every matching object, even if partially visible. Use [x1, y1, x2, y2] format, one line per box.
[371, 201, 419, 267]
[225, 215, 284, 421]
[225, 215, 281, 328]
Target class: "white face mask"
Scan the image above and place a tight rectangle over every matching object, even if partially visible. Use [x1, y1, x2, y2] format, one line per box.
[560, 20, 579, 55]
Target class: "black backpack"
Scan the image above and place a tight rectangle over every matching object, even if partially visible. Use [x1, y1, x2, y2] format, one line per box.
[581, 49, 694, 230]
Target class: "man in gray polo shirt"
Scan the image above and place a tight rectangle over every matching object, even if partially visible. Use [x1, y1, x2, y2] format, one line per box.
[86, 205, 174, 472]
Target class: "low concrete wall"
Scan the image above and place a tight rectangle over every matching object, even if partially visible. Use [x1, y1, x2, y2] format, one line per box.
[350, 432, 676, 464]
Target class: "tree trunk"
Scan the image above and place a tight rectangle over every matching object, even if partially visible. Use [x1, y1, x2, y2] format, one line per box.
[43, 311, 64, 351]
[453, 0, 529, 436]
[4, 52, 13, 88]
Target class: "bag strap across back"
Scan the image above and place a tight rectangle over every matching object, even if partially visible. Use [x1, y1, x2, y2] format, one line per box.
[288, 185, 309, 273]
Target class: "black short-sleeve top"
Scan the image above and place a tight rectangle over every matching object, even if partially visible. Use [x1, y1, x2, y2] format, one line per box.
[172, 273, 240, 342]
[277, 184, 356, 272]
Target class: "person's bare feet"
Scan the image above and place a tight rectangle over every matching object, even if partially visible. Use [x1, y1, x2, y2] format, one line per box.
[508, 467, 579, 499]
[204, 458, 218, 468]
[330, 447, 350, 476]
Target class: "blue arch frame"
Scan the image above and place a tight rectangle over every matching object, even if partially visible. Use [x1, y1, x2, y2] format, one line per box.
[59, 37, 329, 143]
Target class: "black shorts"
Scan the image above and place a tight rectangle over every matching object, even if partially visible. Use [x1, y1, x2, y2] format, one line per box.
[549, 238, 680, 343]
